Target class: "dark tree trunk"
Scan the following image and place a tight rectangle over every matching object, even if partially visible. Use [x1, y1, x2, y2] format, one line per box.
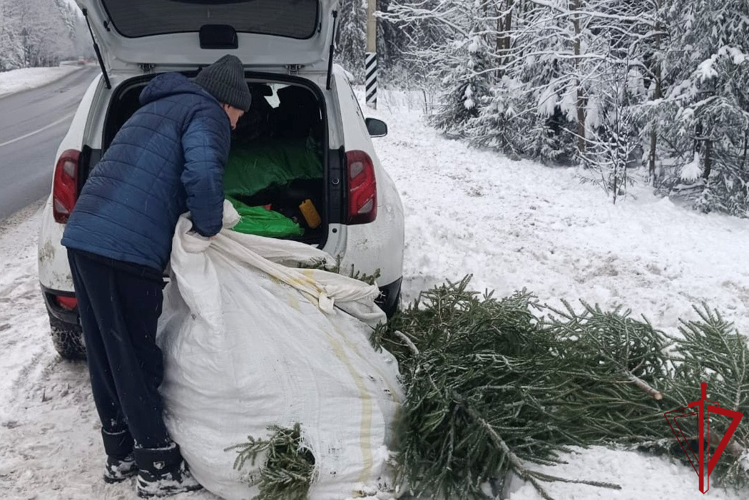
[648, 3, 663, 184]
[572, 0, 586, 154]
[703, 138, 713, 180]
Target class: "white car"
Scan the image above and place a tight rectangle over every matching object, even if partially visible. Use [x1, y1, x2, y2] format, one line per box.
[37, 0, 405, 360]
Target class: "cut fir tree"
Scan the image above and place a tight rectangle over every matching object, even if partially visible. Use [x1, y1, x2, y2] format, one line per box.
[373, 276, 749, 499]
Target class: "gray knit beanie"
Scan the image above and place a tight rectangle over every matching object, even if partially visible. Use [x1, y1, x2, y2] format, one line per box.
[195, 55, 252, 112]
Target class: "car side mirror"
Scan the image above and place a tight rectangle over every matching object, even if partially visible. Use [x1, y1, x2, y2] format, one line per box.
[365, 118, 388, 138]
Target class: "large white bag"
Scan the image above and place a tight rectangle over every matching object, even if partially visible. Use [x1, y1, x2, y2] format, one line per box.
[156, 202, 403, 500]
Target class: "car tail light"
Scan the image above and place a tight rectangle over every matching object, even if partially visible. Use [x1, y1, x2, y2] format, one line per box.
[53, 149, 81, 224]
[56, 296, 78, 311]
[346, 150, 377, 225]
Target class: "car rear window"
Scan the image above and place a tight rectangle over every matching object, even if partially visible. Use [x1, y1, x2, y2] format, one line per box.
[101, 0, 319, 40]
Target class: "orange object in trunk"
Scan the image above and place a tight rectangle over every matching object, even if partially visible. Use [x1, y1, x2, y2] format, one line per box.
[299, 199, 321, 229]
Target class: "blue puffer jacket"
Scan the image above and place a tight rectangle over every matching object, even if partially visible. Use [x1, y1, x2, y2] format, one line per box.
[62, 73, 231, 271]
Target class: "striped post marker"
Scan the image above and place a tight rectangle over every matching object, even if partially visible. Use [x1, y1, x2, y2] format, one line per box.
[366, 52, 377, 109]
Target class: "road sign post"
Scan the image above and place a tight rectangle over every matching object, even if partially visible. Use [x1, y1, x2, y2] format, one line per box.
[366, 0, 377, 109]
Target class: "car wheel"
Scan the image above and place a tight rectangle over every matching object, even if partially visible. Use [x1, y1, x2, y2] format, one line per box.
[49, 314, 86, 360]
[384, 289, 402, 319]
[379, 281, 402, 320]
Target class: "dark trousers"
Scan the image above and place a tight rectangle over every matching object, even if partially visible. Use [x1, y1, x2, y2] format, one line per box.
[68, 249, 171, 457]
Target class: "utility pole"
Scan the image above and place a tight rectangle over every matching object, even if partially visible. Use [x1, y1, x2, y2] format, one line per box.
[365, 0, 377, 109]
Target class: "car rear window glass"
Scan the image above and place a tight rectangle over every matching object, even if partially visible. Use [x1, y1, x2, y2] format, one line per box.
[102, 0, 319, 40]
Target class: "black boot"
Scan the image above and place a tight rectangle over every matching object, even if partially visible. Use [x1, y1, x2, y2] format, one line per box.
[102, 429, 137, 483]
[104, 453, 137, 483]
[134, 443, 202, 498]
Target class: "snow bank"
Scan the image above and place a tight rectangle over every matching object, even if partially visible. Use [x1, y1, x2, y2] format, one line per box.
[0, 66, 79, 98]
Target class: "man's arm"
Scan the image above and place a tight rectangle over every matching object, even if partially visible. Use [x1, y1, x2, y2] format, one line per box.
[181, 106, 231, 237]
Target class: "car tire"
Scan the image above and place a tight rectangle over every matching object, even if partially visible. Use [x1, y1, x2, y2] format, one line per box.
[49, 314, 86, 360]
[381, 287, 402, 320]
[388, 290, 402, 319]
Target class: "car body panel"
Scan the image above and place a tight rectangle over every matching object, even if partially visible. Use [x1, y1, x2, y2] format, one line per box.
[331, 68, 405, 287]
[38, 74, 102, 293]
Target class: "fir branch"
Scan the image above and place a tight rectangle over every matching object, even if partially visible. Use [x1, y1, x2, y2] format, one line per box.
[226, 424, 316, 500]
[457, 393, 622, 500]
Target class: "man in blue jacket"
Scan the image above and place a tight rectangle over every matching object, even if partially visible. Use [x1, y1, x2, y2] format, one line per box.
[61, 54, 251, 498]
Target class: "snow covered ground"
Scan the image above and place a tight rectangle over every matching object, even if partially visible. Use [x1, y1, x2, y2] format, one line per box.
[371, 92, 749, 338]
[0, 91, 748, 499]
[0, 66, 79, 98]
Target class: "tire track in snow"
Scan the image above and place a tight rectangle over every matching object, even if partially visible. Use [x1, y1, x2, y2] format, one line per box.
[0, 204, 102, 498]
[0, 205, 222, 500]
[0, 205, 52, 418]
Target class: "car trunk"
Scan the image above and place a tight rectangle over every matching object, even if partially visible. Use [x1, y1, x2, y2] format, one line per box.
[97, 73, 329, 246]
[74, 0, 336, 72]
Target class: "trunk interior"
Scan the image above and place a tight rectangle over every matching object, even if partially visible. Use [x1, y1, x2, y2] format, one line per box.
[100, 74, 328, 246]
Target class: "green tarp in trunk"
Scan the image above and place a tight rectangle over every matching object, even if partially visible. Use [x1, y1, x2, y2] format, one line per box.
[223, 139, 322, 238]
[227, 197, 304, 238]
[224, 138, 323, 198]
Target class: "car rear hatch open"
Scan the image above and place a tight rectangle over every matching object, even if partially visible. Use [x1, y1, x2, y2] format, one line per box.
[75, 0, 337, 73]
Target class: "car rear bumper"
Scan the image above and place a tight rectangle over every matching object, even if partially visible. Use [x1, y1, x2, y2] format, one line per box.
[41, 285, 79, 325]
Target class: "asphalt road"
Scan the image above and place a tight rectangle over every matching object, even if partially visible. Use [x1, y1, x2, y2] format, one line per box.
[0, 67, 99, 221]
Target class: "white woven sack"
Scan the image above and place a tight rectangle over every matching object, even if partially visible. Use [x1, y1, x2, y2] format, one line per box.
[157, 201, 403, 500]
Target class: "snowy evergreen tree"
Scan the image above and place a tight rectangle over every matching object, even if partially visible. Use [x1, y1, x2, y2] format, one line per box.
[335, 0, 367, 82]
[385, 0, 495, 136]
[469, 0, 582, 163]
[655, 0, 749, 217]
[637, 0, 668, 184]
[381, 0, 748, 217]
[431, 29, 492, 137]
[376, 0, 413, 80]
[464, 0, 655, 165]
